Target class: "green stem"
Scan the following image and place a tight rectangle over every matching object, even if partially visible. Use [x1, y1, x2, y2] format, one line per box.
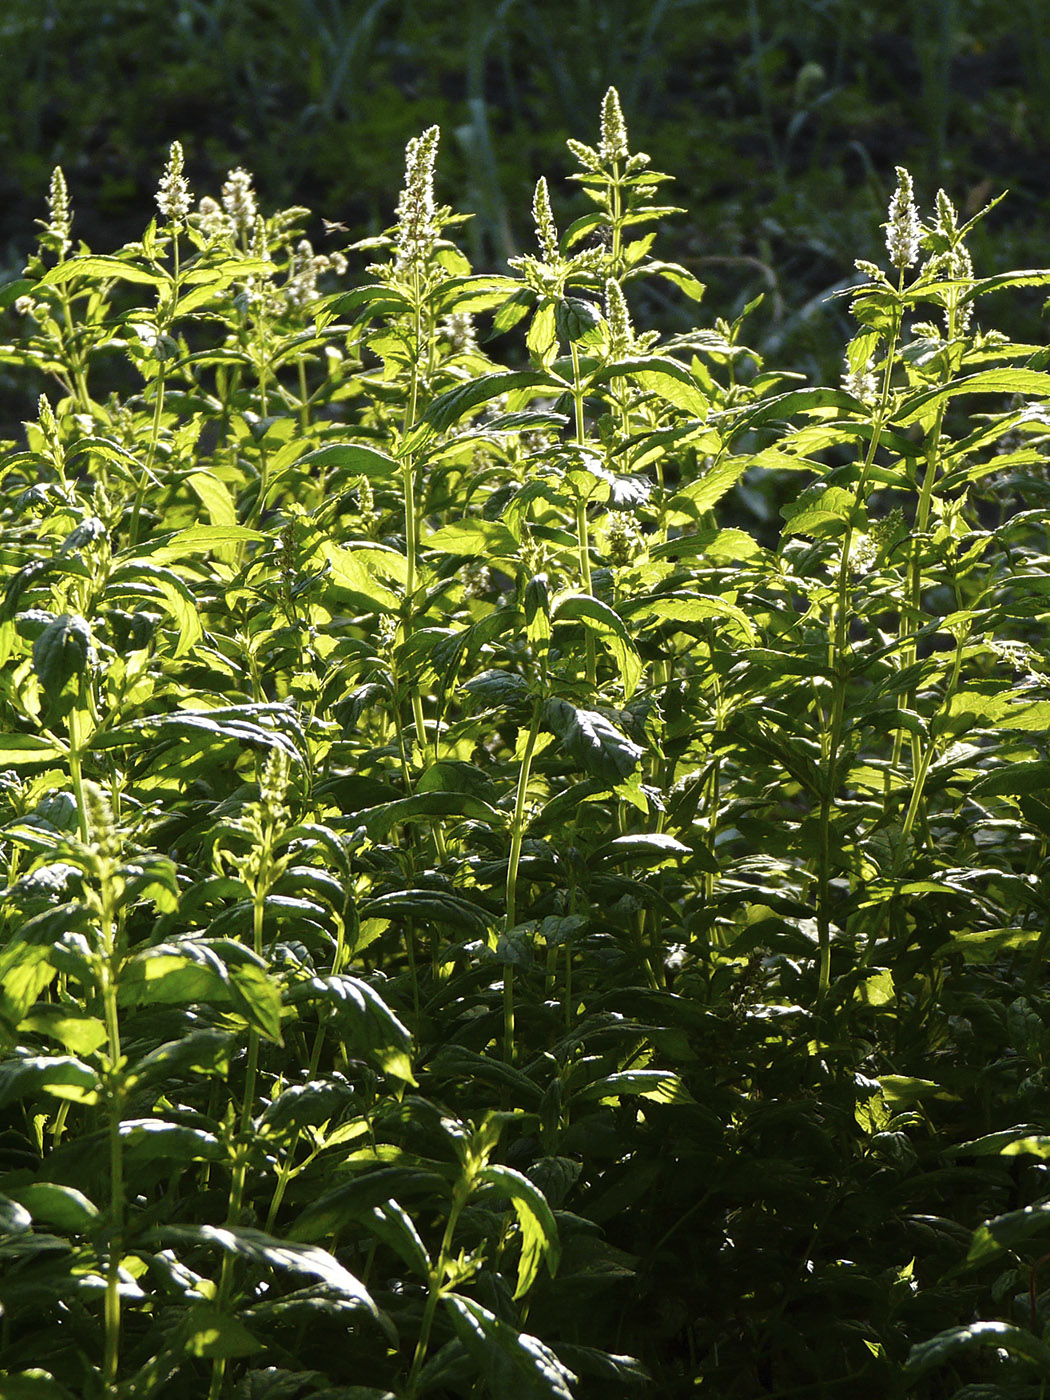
[405, 1179, 470, 1398]
[503, 702, 543, 1062]
[102, 951, 124, 1392]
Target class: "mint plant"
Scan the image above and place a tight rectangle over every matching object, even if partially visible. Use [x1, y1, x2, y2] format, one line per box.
[1, 89, 1050, 1399]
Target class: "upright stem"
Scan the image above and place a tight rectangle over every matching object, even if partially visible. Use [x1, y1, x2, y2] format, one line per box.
[503, 702, 543, 1062]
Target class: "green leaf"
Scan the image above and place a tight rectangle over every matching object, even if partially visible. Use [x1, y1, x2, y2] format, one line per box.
[972, 761, 1050, 797]
[479, 1163, 561, 1298]
[542, 699, 643, 785]
[6, 1182, 99, 1232]
[905, 1321, 1050, 1378]
[0, 1053, 100, 1107]
[355, 791, 499, 840]
[365, 1198, 431, 1280]
[624, 591, 756, 643]
[289, 1169, 448, 1242]
[576, 1070, 695, 1105]
[153, 1225, 377, 1312]
[0, 1372, 77, 1399]
[39, 254, 168, 287]
[598, 356, 708, 416]
[669, 458, 748, 516]
[0, 1192, 32, 1236]
[968, 1201, 1050, 1265]
[181, 1303, 263, 1359]
[119, 1120, 223, 1166]
[553, 594, 642, 699]
[0, 735, 65, 767]
[897, 368, 1050, 426]
[591, 833, 691, 867]
[229, 963, 284, 1045]
[424, 370, 566, 434]
[0, 945, 58, 1036]
[152, 524, 267, 558]
[186, 472, 237, 528]
[296, 443, 399, 478]
[32, 614, 91, 702]
[426, 519, 519, 557]
[444, 1295, 577, 1400]
[286, 975, 414, 1082]
[360, 888, 488, 937]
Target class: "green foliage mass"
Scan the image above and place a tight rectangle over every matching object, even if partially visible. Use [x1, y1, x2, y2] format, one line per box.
[2, 90, 1050, 1399]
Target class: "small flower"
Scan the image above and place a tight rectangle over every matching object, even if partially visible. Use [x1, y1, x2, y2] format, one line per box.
[285, 239, 322, 310]
[156, 140, 193, 225]
[847, 531, 878, 576]
[532, 177, 559, 262]
[221, 167, 257, 235]
[605, 510, 644, 567]
[13, 295, 36, 317]
[884, 166, 922, 270]
[438, 311, 477, 353]
[842, 353, 878, 405]
[194, 195, 231, 241]
[599, 86, 629, 163]
[394, 126, 440, 273]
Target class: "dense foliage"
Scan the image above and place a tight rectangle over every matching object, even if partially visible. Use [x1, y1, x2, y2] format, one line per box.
[2, 89, 1050, 1398]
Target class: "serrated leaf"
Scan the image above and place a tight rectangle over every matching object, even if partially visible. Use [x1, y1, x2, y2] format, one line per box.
[670, 458, 748, 516]
[480, 1163, 561, 1298]
[39, 255, 168, 287]
[576, 1069, 695, 1105]
[424, 370, 566, 433]
[599, 356, 708, 416]
[968, 1201, 1050, 1264]
[32, 614, 91, 702]
[444, 1295, 577, 1400]
[153, 1225, 377, 1311]
[897, 368, 1050, 426]
[624, 591, 756, 643]
[973, 761, 1050, 797]
[553, 594, 641, 699]
[905, 1320, 1050, 1377]
[426, 519, 519, 557]
[542, 699, 643, 784]
[289, 1169, 447, 1242]
[296, 443, 399, 478]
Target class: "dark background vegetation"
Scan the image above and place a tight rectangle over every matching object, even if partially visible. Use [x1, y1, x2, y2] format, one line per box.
[3, 0, 1050, 384]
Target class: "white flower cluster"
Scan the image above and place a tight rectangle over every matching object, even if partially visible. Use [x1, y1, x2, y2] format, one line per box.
[884, 166, 922, 270]
[156, 141, 192, 225]
[842, 354, 878, 405]
[394, 126, 440, 273]
[438, 311, 477, 353]
[285, 239, 347, 311]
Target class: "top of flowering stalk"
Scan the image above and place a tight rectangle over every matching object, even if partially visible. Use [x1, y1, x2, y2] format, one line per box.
[599, 87, 629, 163]
[156, 140, 193, 226]
[884, 166, 923, 271]
[40, 167, 72, 257]
[394, 126, 441, 273]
